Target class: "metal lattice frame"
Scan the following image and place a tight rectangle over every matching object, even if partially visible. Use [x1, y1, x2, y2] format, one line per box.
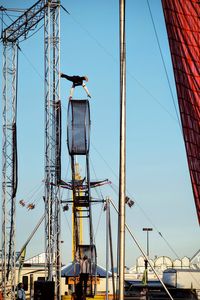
[2, 1, 61, 300]
[2, 41, 18, 300]
[2, 0, 46, 43]
[44, 1, 61, 298]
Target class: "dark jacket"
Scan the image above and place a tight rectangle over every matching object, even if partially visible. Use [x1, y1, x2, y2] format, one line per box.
[61, 74, 85, 86]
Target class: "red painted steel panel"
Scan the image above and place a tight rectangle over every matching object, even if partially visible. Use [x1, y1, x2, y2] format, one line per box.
[162, 0, 200, 224]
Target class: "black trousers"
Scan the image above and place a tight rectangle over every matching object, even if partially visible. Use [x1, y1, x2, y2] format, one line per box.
[80, 273, 89, 293]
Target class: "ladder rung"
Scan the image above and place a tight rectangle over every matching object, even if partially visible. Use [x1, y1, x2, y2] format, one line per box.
[75, 195, 89, 200]
[74, 201, 89, 207]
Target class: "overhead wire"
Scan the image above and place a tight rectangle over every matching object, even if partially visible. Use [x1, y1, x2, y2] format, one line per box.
[90, 157, 105, 200]
[51, 2, 186, 246]
[19, 181, 43, 202]
[0, 2, 190, 266]
[94, 204, 104, 240]
[91, 143, 118, 181]
[79, 0, 195, 256]
[17, 44, 43, 80]
[110, 182, 180, 259]
[1, 4, 179, 126]
[60, 159, 72, 239]
[26, 186, 44, 207]
[0, 9, 44, 80]
[3, 9, 14, 23]
[1, 3, 181, 127]
[0, 13, 7, 30]
[89, 157, 106, 240]
[110, 198, 174, 300]
[92, 142, 181, 260]
[1, 13, 21, 18]
[62, 208, 72, 236]
[18, 23, 44, 43]
[146, 0, 183, 132]
[62, 7, 180, 125]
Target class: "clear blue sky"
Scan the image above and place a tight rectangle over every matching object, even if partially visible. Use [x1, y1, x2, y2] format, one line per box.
[0, 0, 199, 268]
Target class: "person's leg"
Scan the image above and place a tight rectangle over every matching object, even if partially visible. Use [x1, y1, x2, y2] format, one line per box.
[80, 274, 87, 294]
[84, 274, 89, 294]
[79, 274, 84, 293]
[69, 84, 75, 99]
[82, 83, 91, 98]
[84, 275, 87, 294]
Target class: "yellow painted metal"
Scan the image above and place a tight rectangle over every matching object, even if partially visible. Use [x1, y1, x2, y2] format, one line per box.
[87, 295, 114, 300]
[67, 276, 100, 285]
[61, 296, 71, 300]
[72, 163, 83, 260]
[61, 294, 114, 300]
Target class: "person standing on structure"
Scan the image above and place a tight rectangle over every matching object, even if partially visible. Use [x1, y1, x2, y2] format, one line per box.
[60, 73, 91, 100]
[17, 283, 26, 300]
[76, 254, 90, 295]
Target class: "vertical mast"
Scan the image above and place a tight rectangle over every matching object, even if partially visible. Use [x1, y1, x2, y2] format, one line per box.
[119, 0, 126, 300]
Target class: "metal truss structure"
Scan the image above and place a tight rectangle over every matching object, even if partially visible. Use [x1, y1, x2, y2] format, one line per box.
[44, 1, 61, 296]
[2, 41, 18, 300]
[1, 1, 61, 299]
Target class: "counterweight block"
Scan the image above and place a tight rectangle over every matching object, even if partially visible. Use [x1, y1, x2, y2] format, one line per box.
[67, 100, 90, 155]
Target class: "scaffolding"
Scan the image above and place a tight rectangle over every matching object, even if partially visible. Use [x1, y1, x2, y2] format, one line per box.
[1, 1, 61, 299]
